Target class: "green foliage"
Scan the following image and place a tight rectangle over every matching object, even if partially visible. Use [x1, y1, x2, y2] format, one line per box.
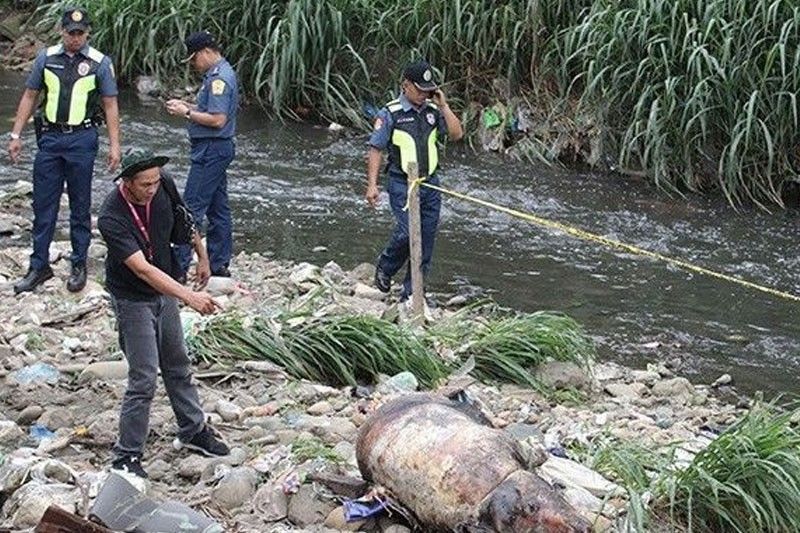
[189, 312, 448, 387]
[663, 401, 800, 532]
[36, 0, 800, 203]
[189, 306, 594, 390]
[546, 0, 800, 207]
[24, 331, 45, 351]
[291, 436, 343, 464]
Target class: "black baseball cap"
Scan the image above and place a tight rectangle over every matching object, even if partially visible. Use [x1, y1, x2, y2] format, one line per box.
[183, 31, 217, 62]
[403, 60, 438, 92]
[115, 149, 169, 181]
[62, 7, 90, 32]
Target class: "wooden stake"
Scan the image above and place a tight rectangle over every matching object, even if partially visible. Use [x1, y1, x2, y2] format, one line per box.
[406, 162, 425, 319]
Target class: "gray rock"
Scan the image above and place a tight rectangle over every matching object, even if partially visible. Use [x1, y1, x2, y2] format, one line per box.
[37, 408, 74, 430]
[349, 263, 375, 283]
[0, 420, 24, 445]
[289, 263, 321, 286]
[604, 383, 646, 399]
[593, 363, 627, 382]
[78, 360, 129, 383]
[287, 484, 337, 527]
[376, 371, 419, 394]
[630, 370, 660, 386]
[324, 506, 367, 531]
[383, 525, 412, 533]
[147, 459, 171, 481]
[652, 378, 694, 401]
[17, 405, 44, 425]
[321, 261, 345, 283]
[178, 455, 210, 479]
[353, 282, 385, 301]
[712, 374, 732, 388]
[306, 401, 333, 416]
[88, 242, 107, 260]
[253, 483, 288, 522]
[215, 399, 243, 422]
[6, 481, 78, 529]
[206, 277, 238, 296]
[535, 361, 591, 391]
[211, 467, 259, 511]
[504, 423, 544, 442]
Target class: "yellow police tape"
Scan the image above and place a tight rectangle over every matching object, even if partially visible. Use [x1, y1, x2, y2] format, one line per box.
[411, 181, 800, 304]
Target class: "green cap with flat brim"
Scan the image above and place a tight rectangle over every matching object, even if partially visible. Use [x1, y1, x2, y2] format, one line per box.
[115, 149, 169, 181]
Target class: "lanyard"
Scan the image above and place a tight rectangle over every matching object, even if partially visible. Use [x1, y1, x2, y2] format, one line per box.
[118, 183, 153, 262]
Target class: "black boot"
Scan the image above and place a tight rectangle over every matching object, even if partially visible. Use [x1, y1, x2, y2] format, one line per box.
[66, 262, 87, 293]
[374, 266, 391, 293]
[13, 266, 54, 294]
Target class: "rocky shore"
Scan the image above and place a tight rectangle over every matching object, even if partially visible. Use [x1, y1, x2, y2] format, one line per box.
[0, 180, 751, 532]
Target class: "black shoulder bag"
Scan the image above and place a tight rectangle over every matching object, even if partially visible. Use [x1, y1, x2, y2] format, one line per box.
[159, 173, 196, 245]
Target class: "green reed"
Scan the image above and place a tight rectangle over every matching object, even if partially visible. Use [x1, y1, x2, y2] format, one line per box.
[34, 0, 800, 206]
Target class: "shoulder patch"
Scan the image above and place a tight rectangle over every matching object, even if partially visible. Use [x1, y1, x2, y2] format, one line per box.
[426, 101, 439, 110]
[373, 117, 384, 131]
[387, 102, 403, 113]
[46, 45, 62, 56]
[86, 47, 105, 63]
[211, 79, 226, 96]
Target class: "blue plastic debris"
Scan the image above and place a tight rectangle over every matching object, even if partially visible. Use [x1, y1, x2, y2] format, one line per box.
[343, 496, 388, 522]
[10, 362, 60, 385]
[29, 423, 56, 442]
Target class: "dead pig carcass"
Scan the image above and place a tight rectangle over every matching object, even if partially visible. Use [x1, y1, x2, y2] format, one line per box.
[356, 395, 590, 532]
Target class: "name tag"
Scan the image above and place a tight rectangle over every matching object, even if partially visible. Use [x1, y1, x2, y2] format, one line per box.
[396, 117, 415, 124]
[45, 64, 65, 70]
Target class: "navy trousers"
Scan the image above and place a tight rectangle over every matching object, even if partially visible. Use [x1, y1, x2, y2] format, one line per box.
[176, 138, 235, 274]
[376, 175, 441, 298]
[30, 128, 98, 271]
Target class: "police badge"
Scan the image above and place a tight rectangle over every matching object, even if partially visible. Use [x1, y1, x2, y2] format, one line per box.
[78, 61, 90, 76]
[426, 112, 435, 125]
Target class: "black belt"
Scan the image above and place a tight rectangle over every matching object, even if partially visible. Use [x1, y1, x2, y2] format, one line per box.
[41, 119, 100, 133]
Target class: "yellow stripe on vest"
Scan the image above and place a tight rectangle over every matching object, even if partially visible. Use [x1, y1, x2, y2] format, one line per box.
[427, 129, 438, 175]
[392, 129, 417, 174]
[43, 69, 60, 123]
[69, 75, 96, 125]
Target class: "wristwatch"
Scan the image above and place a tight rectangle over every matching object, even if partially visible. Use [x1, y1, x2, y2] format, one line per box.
[9, 132, 20, 140]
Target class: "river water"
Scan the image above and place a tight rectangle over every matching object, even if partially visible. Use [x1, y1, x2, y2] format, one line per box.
[2, 70, 798, 394]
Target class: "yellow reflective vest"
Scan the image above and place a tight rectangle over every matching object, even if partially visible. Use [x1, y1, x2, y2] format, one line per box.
[41, 45, 106, 125]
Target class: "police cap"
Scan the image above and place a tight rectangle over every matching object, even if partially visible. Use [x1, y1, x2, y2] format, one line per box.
[183, 31, 218, 62]
[62, 7, 90, 32]
[403, 60, 438, 92]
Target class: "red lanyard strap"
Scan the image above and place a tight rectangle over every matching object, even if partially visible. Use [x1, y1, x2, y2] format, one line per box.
[119, 183, 153, 262]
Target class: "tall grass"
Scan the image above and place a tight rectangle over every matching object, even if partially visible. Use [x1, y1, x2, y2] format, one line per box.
[34, 0, 800, 206]
[545, 0, 800, 207]
[663, 401, 800, 532]
[189, 307, 593, 389]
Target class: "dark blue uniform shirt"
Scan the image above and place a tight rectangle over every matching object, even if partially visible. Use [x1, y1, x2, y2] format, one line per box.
[188, 58, 238, 139]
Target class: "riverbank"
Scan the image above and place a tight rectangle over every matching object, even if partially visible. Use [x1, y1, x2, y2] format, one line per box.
[3, 181, 799, 532]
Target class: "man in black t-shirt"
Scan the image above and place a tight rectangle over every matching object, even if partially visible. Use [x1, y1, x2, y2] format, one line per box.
[98, 149, 229, 479]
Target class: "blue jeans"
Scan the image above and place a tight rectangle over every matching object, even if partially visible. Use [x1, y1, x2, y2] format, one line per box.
[376, 175, 441, 298]
[30, 128, 98, 271]
[112, 295, 205, 457]
[176, 138, 235, 274]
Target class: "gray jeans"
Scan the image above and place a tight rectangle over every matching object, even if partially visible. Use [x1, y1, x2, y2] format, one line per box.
[111, 295, 205, 457]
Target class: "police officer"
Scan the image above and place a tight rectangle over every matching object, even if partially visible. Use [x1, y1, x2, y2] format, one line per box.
[165, 31, 238, 280]
[366, 60, 463, 302]
[7, 6, 121, 294]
